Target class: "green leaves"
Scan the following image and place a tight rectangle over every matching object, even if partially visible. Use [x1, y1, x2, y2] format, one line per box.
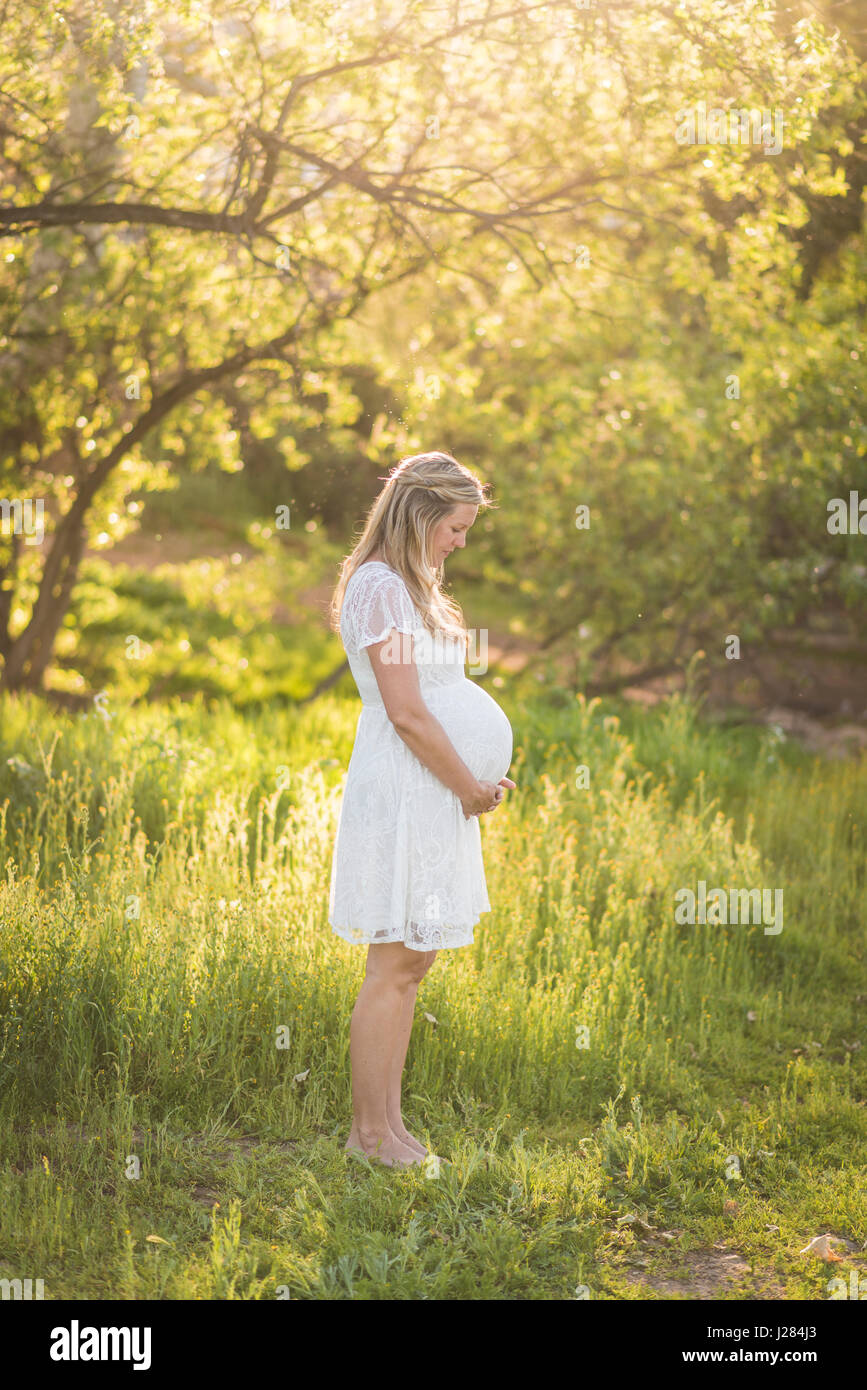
[1, 0, 865, 703]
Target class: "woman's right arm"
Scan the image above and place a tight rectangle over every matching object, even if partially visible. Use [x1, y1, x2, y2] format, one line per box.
[366, 630, 499, 818]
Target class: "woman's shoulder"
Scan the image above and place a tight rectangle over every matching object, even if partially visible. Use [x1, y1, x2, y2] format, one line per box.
[341, 561, 422, 642]
[346, 560, 404, 594]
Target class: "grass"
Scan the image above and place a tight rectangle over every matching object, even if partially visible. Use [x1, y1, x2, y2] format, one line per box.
[52, 527, 346, 706]
[0, 688, 864, 1300]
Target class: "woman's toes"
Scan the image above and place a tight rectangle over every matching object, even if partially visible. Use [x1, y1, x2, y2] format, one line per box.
[387, 1121, 427, 1156]
[345, 1131, 424, 1168]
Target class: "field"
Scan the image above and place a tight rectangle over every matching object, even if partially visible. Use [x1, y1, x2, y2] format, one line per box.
[0, 690, 864, 1300]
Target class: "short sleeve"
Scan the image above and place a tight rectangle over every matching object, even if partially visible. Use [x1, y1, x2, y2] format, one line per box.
[342, 568, 421, 653]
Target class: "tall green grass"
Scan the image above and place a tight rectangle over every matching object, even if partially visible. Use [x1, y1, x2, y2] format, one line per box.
[0, 690, 863, 1299]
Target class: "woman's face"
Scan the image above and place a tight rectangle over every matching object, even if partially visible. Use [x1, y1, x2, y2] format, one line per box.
[430, 503, 479, 566]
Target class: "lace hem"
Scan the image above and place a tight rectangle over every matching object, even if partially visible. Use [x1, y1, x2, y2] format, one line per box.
[329, 911, 487, 951]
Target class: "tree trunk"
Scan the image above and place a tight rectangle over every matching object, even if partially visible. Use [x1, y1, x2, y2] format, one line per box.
[0, 512, 86, 692]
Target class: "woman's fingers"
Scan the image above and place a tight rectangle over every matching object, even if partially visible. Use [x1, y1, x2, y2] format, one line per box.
[473, 780, 515, 815]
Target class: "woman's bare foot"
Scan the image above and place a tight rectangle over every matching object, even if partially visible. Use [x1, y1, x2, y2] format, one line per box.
[345, 1126, 424, 1167]
[386, 1120, 427, 1157]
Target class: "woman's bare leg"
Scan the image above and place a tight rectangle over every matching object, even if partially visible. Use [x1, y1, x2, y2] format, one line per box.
[345, 942, 430, 1167]
[386, 951, 437, 1154]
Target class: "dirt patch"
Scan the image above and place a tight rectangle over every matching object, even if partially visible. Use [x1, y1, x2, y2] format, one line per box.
[181, 1132, 298, 1161]
[190, 1184, 221, 1207]
[624, 1246, 753, 1299]
[97, 532, 257, 569]
[755, 706, 867, 759]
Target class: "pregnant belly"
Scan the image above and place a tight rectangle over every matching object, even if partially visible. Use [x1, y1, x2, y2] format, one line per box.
[427, 678, 513, 785]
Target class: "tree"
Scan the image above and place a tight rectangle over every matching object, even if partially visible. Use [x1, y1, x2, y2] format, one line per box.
[0, 0, 864, 704]
[0, 0, 644, 691]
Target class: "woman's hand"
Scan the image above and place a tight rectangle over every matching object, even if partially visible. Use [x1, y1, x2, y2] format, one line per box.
[460, 776, 517, 819]
[486, 776, 516, 813]
[460, 779, 502, 819]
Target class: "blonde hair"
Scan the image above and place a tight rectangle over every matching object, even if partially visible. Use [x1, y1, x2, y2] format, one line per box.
[329, 451, 494, 642]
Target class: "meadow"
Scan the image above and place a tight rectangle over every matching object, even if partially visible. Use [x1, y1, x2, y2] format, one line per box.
[0, 689, 864, 1300]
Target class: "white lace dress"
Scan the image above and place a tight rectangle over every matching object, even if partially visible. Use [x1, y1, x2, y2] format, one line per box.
[328, 561, 513, 951]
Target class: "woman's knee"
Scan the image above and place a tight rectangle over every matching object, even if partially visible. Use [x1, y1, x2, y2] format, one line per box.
[365, 942, 431, 988]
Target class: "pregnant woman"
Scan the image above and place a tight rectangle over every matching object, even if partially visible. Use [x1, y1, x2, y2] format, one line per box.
[328, 450, 515, 1168]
